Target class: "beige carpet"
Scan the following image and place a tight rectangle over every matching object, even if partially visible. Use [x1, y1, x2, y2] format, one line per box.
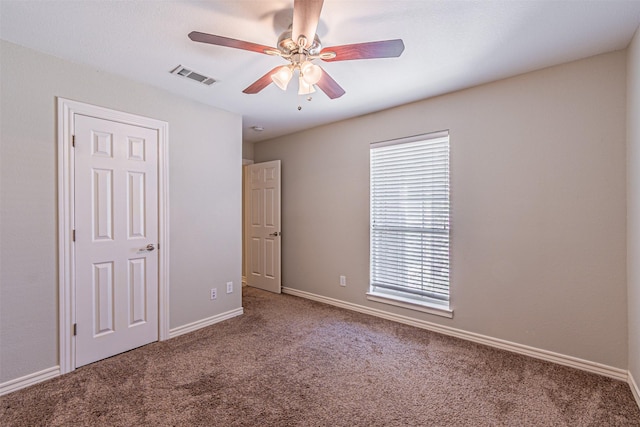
[2, 287, 639, 426]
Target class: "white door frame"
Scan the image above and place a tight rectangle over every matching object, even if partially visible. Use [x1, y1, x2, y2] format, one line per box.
[242, 159, 254, 284]
[57, 97, 170, 374]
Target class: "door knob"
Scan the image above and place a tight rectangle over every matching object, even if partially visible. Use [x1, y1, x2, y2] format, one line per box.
[269, 231, 281, 237]
[145, 244, 155, 251]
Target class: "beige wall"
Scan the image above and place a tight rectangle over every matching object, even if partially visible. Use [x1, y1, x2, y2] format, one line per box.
[0, 41, 243, 383]
[243, 141, 254, 161]
[628, 27, 640, 387]
[255, 51, 628, 369]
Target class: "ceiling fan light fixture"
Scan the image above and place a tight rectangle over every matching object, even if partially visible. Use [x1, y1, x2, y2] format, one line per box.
[301, 61, 322, 85]
[298, 77, 316, 95]
[271, 66, 293, 91]
[188, 0, 404, 100]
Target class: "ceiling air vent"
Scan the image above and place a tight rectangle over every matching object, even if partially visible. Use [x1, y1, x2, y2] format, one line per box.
[171, 65, 215, 86]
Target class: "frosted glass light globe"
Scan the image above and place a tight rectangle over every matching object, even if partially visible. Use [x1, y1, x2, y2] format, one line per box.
[298, 77, 316, 95]
[271, 66, 293, 90]
[301, 61, 322, 85]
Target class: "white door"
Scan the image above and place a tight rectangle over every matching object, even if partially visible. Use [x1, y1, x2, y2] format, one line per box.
[74, 114, 159, 367]
[246, 160, 281, 293]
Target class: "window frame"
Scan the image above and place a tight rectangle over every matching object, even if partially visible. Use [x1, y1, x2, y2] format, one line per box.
[367, 130, 452, 318]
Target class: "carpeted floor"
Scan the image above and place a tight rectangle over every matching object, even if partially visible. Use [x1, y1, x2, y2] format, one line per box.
[2, 286, 639, 426]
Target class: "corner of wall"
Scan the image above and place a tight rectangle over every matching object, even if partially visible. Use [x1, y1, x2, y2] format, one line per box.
[627, 23, 640, 408]
[242, 141, 255, 161]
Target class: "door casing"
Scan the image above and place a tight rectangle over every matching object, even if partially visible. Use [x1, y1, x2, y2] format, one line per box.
[57, 97, 170, 374]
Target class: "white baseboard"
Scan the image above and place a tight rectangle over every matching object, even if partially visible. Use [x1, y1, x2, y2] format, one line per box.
[630, 371, 640, 409]
[0, 366, 60, 396]
[1, 309, 244, 396]
[282, 287, 627, 381]
[2, 298, 633, 402]
[169, 307, 244, 339]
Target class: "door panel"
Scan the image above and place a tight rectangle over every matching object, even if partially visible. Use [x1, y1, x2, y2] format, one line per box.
[93, 262, 115, 335]
[264, 239, 276, 278]
[246, 160, 281, 293]
[74, 114, 159, 367]
[128, 172, 146, 238]
[128, 257, 147, 325]
[93, 168, 113, 240]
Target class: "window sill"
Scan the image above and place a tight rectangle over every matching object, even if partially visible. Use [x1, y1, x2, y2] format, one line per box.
[366, 291, 453, 319]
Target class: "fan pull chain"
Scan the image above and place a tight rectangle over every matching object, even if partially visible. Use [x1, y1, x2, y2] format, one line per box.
[297, 94, 313, 111]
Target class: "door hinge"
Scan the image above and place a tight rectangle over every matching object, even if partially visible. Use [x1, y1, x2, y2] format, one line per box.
[72, 229, 76, 242]
[72, 135, 75, 147]
[73, 323, 77, 336]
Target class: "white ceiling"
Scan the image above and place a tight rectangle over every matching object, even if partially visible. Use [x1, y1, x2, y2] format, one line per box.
[1, 1, 640, 143]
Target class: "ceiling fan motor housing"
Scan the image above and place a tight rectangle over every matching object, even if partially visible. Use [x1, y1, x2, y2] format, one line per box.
[277, 29, 322, 56]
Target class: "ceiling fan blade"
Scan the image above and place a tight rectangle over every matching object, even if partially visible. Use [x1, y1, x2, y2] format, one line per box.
[316, 68, 345, 99]
[189, 31, 276, 55]
[242, 67, 282, 94]
[320, 39, 405, 62]
[292, 0, 324, 49]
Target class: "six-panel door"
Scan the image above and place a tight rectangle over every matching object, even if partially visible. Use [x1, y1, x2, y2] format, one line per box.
[74, 114, 159, 367]
[247, 160, 281, 293]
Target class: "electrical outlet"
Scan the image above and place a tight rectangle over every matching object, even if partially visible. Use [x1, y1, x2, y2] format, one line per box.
[340, 275, 346, 287]
[210, 288, 217, 300]
[226, 281, 233, 294]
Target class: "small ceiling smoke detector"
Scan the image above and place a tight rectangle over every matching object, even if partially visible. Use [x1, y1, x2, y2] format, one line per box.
[171, 65, 215, 85]
[251, 126, 265, 132]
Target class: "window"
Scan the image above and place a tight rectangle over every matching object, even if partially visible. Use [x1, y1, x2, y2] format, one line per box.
[368, 131, 451, 317]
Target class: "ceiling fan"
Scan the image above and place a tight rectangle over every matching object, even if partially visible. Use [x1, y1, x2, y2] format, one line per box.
[188, 0, 405, 99]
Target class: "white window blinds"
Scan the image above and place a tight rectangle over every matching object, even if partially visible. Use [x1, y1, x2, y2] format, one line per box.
[370, 131, 450, 304]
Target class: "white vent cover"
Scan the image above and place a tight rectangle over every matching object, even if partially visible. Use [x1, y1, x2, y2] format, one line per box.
[171, 65, 215, 85]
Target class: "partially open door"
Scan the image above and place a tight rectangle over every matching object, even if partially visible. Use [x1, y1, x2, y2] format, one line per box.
[246, 160, 281, 293]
